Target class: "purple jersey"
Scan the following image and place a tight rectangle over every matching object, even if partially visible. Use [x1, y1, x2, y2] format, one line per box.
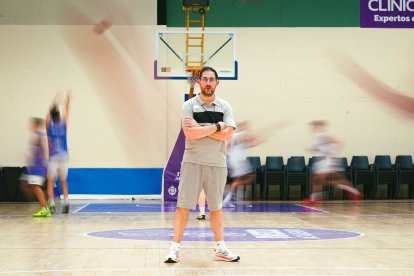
[47, 119, 68, 157]
[27, 131, 47, 177]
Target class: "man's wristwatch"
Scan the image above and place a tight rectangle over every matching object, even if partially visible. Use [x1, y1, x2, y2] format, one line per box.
[215, 123, 221, 132]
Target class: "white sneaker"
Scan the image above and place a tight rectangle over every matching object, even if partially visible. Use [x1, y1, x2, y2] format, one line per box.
[223, 201, 236, 208]
[223, 195, 236, 208]
[214, 245, 240, 262]
[164, 246, 180, 263]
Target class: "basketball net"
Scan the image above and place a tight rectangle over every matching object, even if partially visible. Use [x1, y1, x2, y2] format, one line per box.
[186, 69, 200, 99]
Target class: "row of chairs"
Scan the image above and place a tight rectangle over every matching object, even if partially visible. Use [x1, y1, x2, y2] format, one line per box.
[244, 155, 414, 201]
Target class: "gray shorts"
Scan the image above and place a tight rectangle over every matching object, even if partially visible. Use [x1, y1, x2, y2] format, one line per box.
[48, 153, 69, 179]
[177, 162, 227, 211]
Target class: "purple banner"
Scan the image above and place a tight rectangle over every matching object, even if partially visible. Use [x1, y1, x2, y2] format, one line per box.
[163, 129, 185, 201]
[361, 0, 414, 28]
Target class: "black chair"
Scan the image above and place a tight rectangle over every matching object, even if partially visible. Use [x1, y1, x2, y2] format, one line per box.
[246, 156, 263, 200]
[372, 155, 398, 199]
[0, 168, 8, 202]
[351, 156, 374, 199]
[395, 155, 414, 199]
[263, 156, 286, 200]
[329, 157, 354, 200]
[285, 156, 309, 200]
[2, 167, 23, 202]
[333, 157, 352, 179]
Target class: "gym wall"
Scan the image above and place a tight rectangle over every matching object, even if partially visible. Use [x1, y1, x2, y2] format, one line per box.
[0, 0, 413, 197]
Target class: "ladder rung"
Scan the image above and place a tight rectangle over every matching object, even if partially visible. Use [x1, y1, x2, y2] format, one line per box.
[188, 36, 203, 39]
[187, 61, 203, 64]
[188, 45, 202, 47]
[185, 53, 205, 57]
[190, 20, 202, 23]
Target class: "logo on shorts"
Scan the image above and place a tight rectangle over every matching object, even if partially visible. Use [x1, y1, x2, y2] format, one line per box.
[179, 194, 185, 204]
[168, 185, 177, 196]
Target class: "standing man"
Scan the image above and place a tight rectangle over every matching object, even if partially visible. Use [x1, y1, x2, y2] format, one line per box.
[46, 91, 71, 214]
[164, 67, 240, 263]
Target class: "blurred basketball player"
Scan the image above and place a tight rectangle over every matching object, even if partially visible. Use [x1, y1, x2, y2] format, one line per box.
[304, 120, 362, 204]
[223, 121, 255, 208]
[222, 120, 289, 207]
[20, 117, 49, 217]
[46, 91, 71, 214]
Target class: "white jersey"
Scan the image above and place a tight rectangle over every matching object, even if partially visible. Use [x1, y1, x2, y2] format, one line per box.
[313, 131, 336, 157]
[312, 131, 342, 173]
[227, 131, 252, 177]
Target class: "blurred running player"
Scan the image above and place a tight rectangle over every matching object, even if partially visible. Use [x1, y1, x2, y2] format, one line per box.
[304, 120, 362, 204]
[223, 120, 289, 207]
[223, 121, 255, 208]
[20, 117, 49, 217]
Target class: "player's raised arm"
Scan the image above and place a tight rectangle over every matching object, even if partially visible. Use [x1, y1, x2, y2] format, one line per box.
[335, 53, 414, 118]
[64, 90, 72, 125]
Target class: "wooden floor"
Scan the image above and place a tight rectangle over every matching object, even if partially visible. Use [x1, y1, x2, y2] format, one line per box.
[0, 199, 413, 275]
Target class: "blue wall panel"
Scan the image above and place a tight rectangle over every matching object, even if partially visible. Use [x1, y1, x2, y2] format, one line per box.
[67, 168, 163, 195]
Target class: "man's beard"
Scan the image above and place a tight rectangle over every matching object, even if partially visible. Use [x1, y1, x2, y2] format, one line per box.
[201, 87, 214, 97]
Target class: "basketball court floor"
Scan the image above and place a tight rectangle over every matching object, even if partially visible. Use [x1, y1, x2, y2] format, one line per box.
[0, 199, 413, 275]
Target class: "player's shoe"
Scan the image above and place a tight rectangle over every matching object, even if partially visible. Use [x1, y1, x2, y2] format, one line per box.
[33, 207, 51, 217]
[222, 192, 236, 208]
[196, 214, 206, 220]
[302, 198, 321, 205]
[62, 204, 70, 214]
[346, 191, 363, 203]
[223, 199, 236, 208]
[47, 203, 55, 214]
[164, 247, 180, 263]
[214, 245, 240, 262]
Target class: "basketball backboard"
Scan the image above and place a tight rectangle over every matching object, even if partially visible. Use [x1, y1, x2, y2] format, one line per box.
[154, 30, 237, 80]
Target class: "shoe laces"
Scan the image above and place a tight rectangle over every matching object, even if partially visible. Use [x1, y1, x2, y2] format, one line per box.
[215, 245, 231, 255]
[169, 247, 180, 257]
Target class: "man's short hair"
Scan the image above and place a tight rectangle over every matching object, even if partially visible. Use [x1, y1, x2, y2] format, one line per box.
[309, 120, 327, 127]
[50, 105, 61, 123]
[31, 117, 44, 127]
[200, 66, 218, 80]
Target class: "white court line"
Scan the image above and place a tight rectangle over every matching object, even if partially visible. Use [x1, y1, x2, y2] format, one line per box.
[2, 266, 414, 274]
[72, 203, 90, 213]
[293, 203, 325, 212]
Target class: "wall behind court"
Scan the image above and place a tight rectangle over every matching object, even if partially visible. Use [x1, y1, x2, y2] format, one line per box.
[1, 1, 414, 196]
[164, 27, 414, 164]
